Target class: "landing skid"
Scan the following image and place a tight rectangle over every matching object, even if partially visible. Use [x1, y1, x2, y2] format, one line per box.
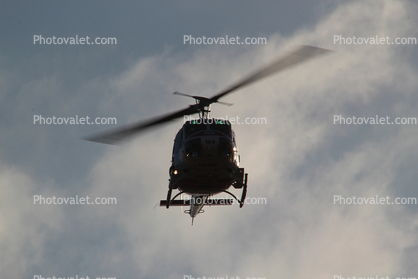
[222, 172, 248, 208]
[161, 172, 249, 209]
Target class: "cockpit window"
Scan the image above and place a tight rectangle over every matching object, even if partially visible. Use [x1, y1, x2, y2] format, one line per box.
[210, 120, 232, 138]
[173, 129, 182, 155]
[184, 121, 207, 138]
[184, 119, 232, 138]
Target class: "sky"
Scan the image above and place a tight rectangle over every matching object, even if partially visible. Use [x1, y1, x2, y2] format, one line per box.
[1, 1, 418, 278]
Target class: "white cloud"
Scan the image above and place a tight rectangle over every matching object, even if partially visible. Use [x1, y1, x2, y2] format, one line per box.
[0, 164, 65, 277]
[2, 0, 418, 278]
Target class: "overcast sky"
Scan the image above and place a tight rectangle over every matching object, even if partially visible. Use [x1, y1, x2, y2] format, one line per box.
[1, 1, 418, 279]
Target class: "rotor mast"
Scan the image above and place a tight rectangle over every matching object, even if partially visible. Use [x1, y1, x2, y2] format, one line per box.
[200, 105, 210, 119]
[173, 91, 213, 119]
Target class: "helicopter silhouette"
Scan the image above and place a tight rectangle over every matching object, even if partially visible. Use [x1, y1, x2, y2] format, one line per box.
[85, 45, 331, 224]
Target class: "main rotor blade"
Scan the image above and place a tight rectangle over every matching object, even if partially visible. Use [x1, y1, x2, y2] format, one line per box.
[208, 45, 331, 103]
[85, 45, 331, 145]
[173, 91, 195, 98]
[84, 105, 200, 144]
[174, 91, 232, 106]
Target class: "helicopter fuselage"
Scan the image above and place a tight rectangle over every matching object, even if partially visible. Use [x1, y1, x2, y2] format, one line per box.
[170, 119, 241, 194]
[161, 118, 248, 222]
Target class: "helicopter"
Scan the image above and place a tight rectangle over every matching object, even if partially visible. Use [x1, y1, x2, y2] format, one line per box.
[85, 45, 331, 224]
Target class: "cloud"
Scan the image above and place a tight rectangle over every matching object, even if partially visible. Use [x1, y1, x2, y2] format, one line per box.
[1, 0, 418, 278]
[0, 164, 65, 277]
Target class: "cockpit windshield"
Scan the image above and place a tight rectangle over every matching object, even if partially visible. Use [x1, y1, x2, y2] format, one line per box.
[209, 120, 232, 138]
[184, 119, 232, 138]
[184, 121, 207, 138]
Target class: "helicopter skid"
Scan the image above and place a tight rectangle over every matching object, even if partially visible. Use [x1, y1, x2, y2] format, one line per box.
[161, 171, 248, 211]
[159, 199, 234, 207]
